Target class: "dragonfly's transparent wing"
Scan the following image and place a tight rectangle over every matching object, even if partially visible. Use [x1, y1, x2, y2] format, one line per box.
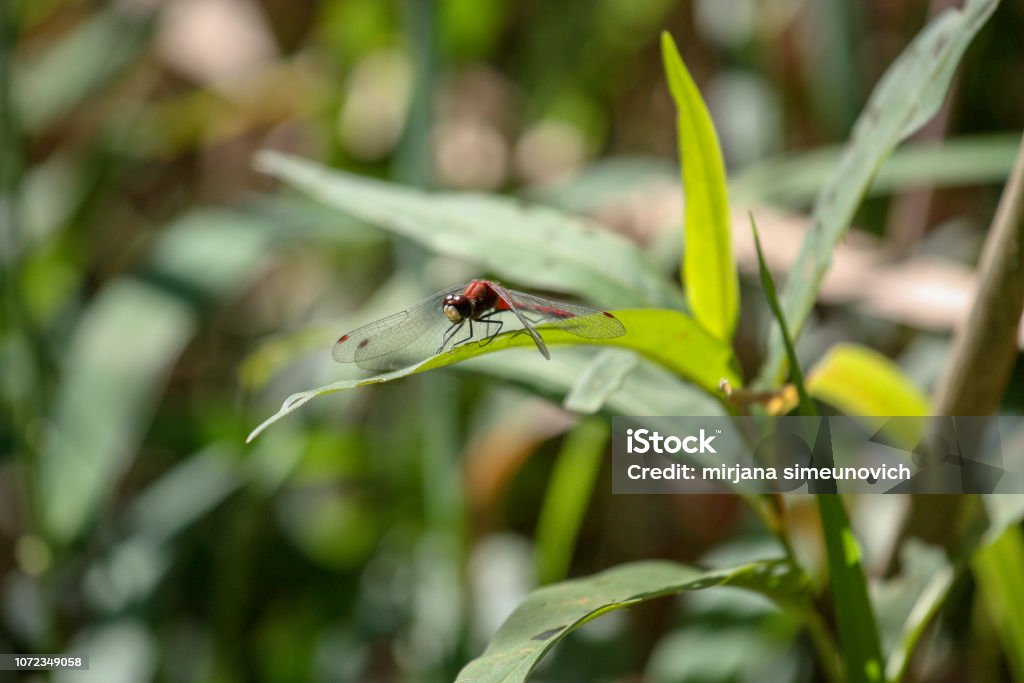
[333, 281, 626, 372]
[333, 284, 465, 370]
[494, 287, 627, 340]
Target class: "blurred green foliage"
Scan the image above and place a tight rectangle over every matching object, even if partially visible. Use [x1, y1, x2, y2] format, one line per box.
[2, 1, 1024, 682]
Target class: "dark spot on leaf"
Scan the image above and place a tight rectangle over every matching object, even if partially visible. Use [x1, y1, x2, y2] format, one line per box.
[358, 339, 370, 349]
[531, 626, 565, 641]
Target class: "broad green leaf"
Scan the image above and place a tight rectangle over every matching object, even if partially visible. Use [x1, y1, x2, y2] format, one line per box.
[534, 419, 607, 584]
[247, 309, 739, 442]
[661, 33, 738, 342]
[807, 343, 930, 447]
[456, 559, 810, 683]
[751, 213, 814, 416]
[818, 495, 885, 683]
[257, 151, 685, 310]
[468, 351, 727, 418]
[757, 0, 1000, 388]
[562, 348, 639, 414]
[972, 526, 1024, 682]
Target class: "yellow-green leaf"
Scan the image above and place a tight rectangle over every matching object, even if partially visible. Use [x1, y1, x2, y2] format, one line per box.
[807, 344, 930, 416]
[807, 343, 929, 448]
[247, 309, 740, 442]
[660, 32, 738, 342]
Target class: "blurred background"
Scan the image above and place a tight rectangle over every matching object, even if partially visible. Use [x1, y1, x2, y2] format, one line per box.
[2, 0, 1023, 681]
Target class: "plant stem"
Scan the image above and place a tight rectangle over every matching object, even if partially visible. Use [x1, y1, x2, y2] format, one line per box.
[933, 131, 1024, 414]
[900, 133, 1024, 550]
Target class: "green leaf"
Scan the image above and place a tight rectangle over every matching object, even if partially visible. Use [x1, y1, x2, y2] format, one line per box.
[807, 344, 930, 417]
[534, 419, 607, 584]
[972, 526, 1024, 682]
[562, 349, 639, 414]
[247, 308, 740, 442]
[817, 496, 885, 683]
[456, 559, 810, 683]
[750, 213, 814, 416]
[661, 32, 738, 342]
[732, 134, 1023, 207]
[256, 151, 685, 310]
[470, 351, 728, 418]
[807, 343, 930, 448]
[757, 0, 1000, 387]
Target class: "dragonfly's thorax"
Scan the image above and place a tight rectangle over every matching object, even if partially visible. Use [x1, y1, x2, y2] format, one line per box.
[443, 284, 500, 323]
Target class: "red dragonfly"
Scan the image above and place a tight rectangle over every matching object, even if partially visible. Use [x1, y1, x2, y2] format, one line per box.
[333, 279, 626, 370]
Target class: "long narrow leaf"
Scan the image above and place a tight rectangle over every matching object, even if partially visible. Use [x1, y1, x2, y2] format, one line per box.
[534, 419, 608, 584]
[751, 213, 814, 416]
[661, 33, 738, 341]
[758, 0, 1000, 387]
[818, 495, 886, 683]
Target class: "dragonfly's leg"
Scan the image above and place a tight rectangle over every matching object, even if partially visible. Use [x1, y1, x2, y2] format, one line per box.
[451, 319, 476, 350]
[477, 317, 504, 346]
[437, 322, 462, 354]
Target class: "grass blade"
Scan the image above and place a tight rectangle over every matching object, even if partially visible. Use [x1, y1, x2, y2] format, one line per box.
[750, 213, 813, 416]
[753, 216, 884, 683]
[534, 419, 608, 584]
[818, 495, 886, 683]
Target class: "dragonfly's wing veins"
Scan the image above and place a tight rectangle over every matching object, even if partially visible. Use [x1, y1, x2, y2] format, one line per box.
[333, 285, 464, 370]
[332, 281, 626, 372]
[498, 289, 627, 339]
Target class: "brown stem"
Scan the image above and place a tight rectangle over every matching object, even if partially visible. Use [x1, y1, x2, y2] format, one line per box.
[933, 131, 1024, 415]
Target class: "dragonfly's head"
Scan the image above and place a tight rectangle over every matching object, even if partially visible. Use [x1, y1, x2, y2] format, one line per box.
[442, 294, 472, 323]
